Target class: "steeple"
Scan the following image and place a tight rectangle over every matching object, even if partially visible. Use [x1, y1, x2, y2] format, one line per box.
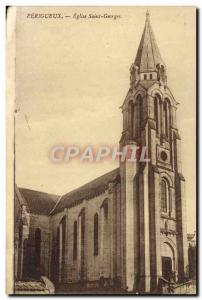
[130, 11, 167, 87]
[120, 11, 188, 293]
[135, 10, 164, 72]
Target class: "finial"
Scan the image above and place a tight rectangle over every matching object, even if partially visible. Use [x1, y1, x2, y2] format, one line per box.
[146, 9, 150, 20]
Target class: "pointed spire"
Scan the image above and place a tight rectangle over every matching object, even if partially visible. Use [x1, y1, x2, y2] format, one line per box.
[146, 9, 150, 20]
[134, 11, 164, 72]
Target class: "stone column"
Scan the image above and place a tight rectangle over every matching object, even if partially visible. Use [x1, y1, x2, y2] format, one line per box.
[174, 134, 188, 282]
[172, 107, 177, 129]
[170, 187, 175, 218]
[139, 164, 151, 292]
[114, 183, 121, 282]
[154, 169, 162, 280]
[176, 176, 188, 282]
[133, 173, 140, 291]
[149, 167, 161, 291]
[124, 159, 137, 291]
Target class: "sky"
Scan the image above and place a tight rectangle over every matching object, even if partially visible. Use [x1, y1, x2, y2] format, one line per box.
[15, 6, 196, 232]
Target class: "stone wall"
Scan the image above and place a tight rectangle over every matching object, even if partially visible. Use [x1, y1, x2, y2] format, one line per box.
[49, 183, 120, 285]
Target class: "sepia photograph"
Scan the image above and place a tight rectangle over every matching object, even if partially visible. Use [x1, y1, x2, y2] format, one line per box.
[6, 6, 197, 295]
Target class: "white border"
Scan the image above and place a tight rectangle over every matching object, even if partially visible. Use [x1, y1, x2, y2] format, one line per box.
[1, 1, 200, 299]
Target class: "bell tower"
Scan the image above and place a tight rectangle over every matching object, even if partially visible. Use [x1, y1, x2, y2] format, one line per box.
[119, 11, 188, 292]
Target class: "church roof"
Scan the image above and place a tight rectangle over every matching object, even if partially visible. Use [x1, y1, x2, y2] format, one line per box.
[19, 187, 59, 215]
[134, 11, 164, 72]
[15, 184, 27, 207]
[51, 168, 120, 214]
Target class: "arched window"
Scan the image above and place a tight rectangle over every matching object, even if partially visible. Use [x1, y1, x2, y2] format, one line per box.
[161, 179, 171, 214]
[168, 100, 172, 129]
[78, 208, 85, 280]
[161, 180, 167, 212]
[136, 95, 143, 136]
[164, 101, 168, 137]
[154, 96, 159, 133]
[128, 101, 134, 138]
[139, 98, 143, 130]
[59, 216, 66, 281]
[60, 216, 66, 262]
[94, 213, 99, 256]
[165, 98, 171, 138]
[73, 221, 77, 260]
[35, 228, 41, 267]
[159, 100, 163, 135]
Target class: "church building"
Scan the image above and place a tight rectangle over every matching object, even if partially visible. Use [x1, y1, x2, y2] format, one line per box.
[14, 12, 188, 293]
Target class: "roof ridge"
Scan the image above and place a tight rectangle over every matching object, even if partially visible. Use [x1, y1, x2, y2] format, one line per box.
[51, 167, 120, 215]
[19, 187, 60, 199]
[61, 167, 119, 198]
[49, 195, 63, 215]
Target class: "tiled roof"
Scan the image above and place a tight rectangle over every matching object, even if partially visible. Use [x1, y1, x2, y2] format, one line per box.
[15, 184, 27, 206]
[134, 12, 164, 72]
[19, 188, 59, 215]
[51, 168, 120, 215]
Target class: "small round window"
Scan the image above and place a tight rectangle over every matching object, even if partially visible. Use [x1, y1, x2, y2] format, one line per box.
[160, 151, 168, 162]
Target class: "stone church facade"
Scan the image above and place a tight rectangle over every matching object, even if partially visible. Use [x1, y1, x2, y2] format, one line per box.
[14, 12, 188, 293]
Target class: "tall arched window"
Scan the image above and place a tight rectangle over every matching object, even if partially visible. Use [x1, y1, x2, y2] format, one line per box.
[128, 101, 134, 138]
[58, 216, 67, 282]
[159, 100, 163, 135]
[79, 208, 85, 281]
[139, 98, 143, 130]
[136, 95, 143, 136]
[35, 228, 41, 267]
[94, 213, 99, 256]
[165, 98, 171, 138]
[161, 180, 167, 212]
[60, 216, 66, 270]
[73, 221, 77, 260]
[168, 100, 172, 129]
[154, 96, 159, 133]
[164, 101, 168, 137]
[161, 179, 171, 214]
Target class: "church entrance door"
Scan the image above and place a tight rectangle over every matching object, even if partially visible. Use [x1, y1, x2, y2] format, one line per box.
[162, 256, 172, 281]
